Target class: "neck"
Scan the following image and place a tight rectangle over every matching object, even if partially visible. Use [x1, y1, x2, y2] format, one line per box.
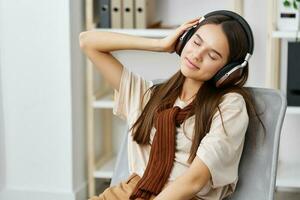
[180, 78, 203, 102]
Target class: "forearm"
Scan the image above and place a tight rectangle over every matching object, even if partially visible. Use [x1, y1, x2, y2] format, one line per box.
[154, 175, 202, 200]
[154, 157, 211, 200]
[79, 30, 163, 52]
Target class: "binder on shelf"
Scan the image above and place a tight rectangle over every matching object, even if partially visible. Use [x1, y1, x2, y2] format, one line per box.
[95, 0, 111, 28]
[111, 0, 123, 28]
[123, 0, 135, 28]
[287, 42, 300, 106]
[135, 0, 158, 29]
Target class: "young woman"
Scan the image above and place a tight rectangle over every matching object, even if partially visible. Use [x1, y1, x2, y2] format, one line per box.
[80, 10, 264, 200]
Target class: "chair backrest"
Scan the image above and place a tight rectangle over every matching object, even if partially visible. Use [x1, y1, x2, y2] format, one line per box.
[109, 125, 129, 186]
[225, 87, 286, 200]
[110, 81, 287, 200]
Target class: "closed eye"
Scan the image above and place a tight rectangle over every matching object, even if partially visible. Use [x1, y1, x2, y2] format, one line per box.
[194, 41, 200, 46]
[209, 55, 217, 60]
[193, 41, 217, 60]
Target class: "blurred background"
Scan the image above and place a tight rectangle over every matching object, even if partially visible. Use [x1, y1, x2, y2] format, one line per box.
[0, 0, 300, 199]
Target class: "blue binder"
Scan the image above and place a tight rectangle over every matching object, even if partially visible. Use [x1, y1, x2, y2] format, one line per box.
[96, 0, 111, 28]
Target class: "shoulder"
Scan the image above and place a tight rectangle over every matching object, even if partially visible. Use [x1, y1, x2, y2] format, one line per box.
[219, 92, 246, 110]
[211, 92, 248, 122]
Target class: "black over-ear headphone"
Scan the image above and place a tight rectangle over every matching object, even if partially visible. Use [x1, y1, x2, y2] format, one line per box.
[175, 10, 254, 87]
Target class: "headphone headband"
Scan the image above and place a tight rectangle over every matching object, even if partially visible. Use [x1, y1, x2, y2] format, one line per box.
[203, 10, 254, 55]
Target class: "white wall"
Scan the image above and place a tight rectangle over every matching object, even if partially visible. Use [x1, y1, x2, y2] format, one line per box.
[0, 0, 6, 189]
[0, 67, 5, 191]
[0, 0, 86, 200]
[243, 0, 267, 87]
[69, 0, 87, 199]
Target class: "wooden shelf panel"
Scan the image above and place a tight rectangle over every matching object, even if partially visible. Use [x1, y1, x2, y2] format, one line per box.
[94, 156, 116, 179]
[91, 28, 176, 38]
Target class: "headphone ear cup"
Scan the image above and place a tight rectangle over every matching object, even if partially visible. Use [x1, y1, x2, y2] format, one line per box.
[175, 25, 198, 56]
[212, 61, 243, 87]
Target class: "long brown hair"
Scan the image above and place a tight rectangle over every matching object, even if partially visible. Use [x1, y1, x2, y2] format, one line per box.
[129, 14, 265, 164]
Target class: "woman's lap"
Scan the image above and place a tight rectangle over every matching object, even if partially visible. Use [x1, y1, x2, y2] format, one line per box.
[88, 173, 156, 200]
[88, 173, 199, 200]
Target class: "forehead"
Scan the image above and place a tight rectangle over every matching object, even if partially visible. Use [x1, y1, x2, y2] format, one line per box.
[194, 24, 229, 58]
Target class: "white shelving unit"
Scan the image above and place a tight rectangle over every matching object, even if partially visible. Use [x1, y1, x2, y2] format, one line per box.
[286, 106, 300, 115]
[277, 161, 300, 190]
[94, 156, 117, 179]
[93, 92, 114, 108]
[272, 31, 300, 38]
[267, 0, 300, 191]
[84, 0, 180, 196]
[84, 0, 245, 197]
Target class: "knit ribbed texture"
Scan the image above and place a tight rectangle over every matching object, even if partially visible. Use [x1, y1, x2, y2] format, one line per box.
[129, 102, 194, 200]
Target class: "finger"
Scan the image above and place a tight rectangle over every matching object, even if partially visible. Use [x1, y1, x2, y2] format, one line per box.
[183, 19, 200, 28]
[186, 17, 202, 23]
[175, 18, 199, 34]
[183, 20, 199, 29]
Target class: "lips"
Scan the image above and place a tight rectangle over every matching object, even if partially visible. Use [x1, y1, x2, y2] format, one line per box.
[185, 57, 199, 69]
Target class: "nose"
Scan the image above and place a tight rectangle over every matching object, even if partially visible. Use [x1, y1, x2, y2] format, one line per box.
[192, 46, 206, 62]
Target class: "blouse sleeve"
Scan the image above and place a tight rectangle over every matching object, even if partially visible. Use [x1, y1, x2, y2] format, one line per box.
[112, 66, 154, 123]
[196, 92, 249, 188]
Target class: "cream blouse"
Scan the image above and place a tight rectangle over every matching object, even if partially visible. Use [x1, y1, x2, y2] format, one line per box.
[112, 66, 249, 200]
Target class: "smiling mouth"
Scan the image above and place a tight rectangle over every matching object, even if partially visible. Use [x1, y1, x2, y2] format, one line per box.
[185, 57, 199, 69]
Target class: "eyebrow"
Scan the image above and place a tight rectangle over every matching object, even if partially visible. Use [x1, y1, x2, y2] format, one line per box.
[195, 33, 223, 59]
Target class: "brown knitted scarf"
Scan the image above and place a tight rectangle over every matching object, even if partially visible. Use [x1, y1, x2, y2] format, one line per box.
[129, 101, 194, 200]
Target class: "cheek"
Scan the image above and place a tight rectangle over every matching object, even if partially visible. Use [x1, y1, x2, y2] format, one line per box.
[201, 59, 221, 69]
[212, 62, 224, 70]
[202, 62, 225, 77]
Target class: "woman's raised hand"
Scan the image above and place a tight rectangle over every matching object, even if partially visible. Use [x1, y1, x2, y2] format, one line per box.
[159, 17, 202, 53]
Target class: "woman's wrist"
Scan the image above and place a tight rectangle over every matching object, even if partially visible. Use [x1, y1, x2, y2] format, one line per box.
[155, 38, 167, 52]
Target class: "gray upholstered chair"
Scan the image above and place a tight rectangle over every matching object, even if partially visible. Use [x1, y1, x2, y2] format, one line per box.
[110, 80, 287, 200]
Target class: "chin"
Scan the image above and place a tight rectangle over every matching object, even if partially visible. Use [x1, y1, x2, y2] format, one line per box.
[180, 65, 194, 78]
[180, 65, 206, 82]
